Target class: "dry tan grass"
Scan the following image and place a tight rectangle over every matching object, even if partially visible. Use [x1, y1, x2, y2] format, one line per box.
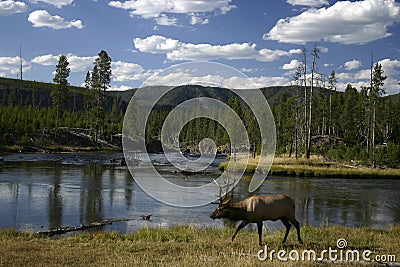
[219, 155, 400, 178]
[0, 225, 399, 266]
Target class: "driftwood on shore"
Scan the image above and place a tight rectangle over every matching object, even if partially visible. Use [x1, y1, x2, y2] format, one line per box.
[37, 216, 152, 236]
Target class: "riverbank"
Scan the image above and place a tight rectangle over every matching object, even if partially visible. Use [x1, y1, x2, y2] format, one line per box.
[0, 225, 398, 266]
[0, 127, 123, 153]
[0, 144, 121, 153]
[218, 156, 400, 179]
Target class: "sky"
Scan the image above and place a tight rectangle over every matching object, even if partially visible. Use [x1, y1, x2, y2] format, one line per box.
[0, 0, 399, 94]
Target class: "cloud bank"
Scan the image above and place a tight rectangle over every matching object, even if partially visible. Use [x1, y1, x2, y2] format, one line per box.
[265, 0, 400, 44]
[0, 0, 27, 16]
[30, 0, 74, 8]
[133, 35, 301, 62]
[108, 0, 235, 26]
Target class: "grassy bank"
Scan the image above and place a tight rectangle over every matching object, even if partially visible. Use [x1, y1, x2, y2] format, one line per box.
[0, 225, 399, 266]
[218, 156, 400, 178]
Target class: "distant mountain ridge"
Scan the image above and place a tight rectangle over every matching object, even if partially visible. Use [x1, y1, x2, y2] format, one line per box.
[2, 76, 397, 111]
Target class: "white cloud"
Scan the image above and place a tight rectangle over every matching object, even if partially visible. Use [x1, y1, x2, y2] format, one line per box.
[336, 69, 370, 81]
[189, 13, 209, 25]
[154, 14, 177, 26]
[67, 54, 96, 72]
[31, 54, 59, 65]
[143, 71, 290, 89]
[167, 43, 259, 61]
[28, 10, 83, 29]
[265, 0, 400, 44]
[133, 35, 301, 62]
[336, 58, 400, 94]
[108, 0, 235, 25]
[0, 56, 31, 77]
[286, 0, 328, 7]
[225, 76, 291, 89]
[0, 0, 27, 16]
[112, 61, 145, 82]
[32, 55, 148, 81]
[379, 58, 400, 76]
[30, 0, 74, 8]
[31, 53, 94, 72]
[109, 85, 133, 91]
[344, 59, 362, 70]
[281, 59, 300, 70]
[378, 58, 400, 95]
[257, 48, 301, 62]
[134, 35, 181, 53]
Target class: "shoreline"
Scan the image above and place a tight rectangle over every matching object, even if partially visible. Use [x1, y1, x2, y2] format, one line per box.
[218, 156, 400, 179]
[2, 149, 400, 179]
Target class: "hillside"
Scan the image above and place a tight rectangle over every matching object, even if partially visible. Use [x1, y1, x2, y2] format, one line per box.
[0, 77, 129, 112]
[0, 76, 343, 111]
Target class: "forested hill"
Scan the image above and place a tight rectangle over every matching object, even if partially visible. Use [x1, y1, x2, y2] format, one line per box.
[0, 77, 131, 111]
[0, 76, 344, 111]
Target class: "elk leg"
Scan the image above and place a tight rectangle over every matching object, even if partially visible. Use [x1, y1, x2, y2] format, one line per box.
[288, 217, 303, 244]
[257, 221, 263, 246]
[231, 220, 249, 242]
[281, 217, 291, 243]
[293, 219, 303, 244]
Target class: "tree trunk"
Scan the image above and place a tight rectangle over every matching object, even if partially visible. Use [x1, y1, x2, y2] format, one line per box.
[306, 45, 318, 159]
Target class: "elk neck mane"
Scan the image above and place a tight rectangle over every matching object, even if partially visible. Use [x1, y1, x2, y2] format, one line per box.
[226, 201, 248, 220]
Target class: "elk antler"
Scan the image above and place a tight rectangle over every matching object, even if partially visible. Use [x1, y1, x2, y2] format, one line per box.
[211, 178, 234, 205]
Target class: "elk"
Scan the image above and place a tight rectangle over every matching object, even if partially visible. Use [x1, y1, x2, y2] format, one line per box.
[210, 194, 303, 246]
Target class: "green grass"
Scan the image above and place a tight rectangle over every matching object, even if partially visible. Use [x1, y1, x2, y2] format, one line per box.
[218, 156, 400, 178]
[0, 225, 399, 266]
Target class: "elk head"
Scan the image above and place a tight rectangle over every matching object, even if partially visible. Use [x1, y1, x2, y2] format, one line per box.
[210, 197, 231, 219]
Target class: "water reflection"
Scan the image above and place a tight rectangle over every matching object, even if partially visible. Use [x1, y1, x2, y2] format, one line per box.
[0, 154, 399, 234]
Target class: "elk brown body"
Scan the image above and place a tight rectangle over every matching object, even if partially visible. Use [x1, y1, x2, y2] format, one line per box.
[210, 194, 303, 246]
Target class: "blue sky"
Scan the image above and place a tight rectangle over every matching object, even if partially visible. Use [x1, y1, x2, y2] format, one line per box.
[0, 0, 399, 94]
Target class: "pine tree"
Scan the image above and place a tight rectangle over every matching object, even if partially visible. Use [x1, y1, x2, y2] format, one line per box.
[91, 64, 102, 142]
[83, 71, 92, 129]
[306, 44, 319, 159]
[52, 55, 70, 138]
[370, 63, 387, 166]
[92, 50, 112, 140]
[341, 84, 359, 144]
[327, 70, 337, 136]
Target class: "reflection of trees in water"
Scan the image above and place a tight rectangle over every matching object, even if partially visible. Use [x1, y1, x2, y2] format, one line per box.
[48, 163, 63, 229]
[106, 167, 135, 210]
[79, 165, 104, 224]
[76, 165, 135, 225]
[124, 171, 134, 209]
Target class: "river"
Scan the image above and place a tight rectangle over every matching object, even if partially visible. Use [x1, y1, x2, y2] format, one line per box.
[0, 152, 399, 234]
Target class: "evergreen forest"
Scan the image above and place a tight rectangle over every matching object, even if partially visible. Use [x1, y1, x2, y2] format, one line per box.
[1, 50, 399, 168]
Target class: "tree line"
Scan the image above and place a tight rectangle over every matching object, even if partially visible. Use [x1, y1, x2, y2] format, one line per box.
[1, 47, 399, 168]
[274, 45, 399, 167]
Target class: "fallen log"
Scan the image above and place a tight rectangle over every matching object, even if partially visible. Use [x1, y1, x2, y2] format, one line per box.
[37, 218, 134, 236]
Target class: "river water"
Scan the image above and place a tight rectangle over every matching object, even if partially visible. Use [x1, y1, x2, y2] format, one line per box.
[0, 152, 399, 234]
